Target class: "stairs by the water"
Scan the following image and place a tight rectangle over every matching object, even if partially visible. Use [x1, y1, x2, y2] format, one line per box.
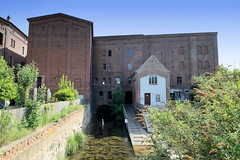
[123, 105, 153, 156]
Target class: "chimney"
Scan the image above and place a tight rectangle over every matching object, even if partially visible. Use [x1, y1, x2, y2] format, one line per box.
[7, 16, 11, 21]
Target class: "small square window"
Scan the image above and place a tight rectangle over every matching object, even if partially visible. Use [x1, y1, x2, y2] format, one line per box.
[108, 78, 111, 85]
[128, 49, 132, 56]
[102, 78, 106, 85]
[102, 50, 106, 57]
[128, 77, 131, 84]
[94, 78, 98, 85]
[177, 77, 182, 84]
[156, 94, 160, 102]
[108, 64, 111, 71]
[115, 78, 120, 84]
[99, 91, 103, 98]
[22, 47, 24, 55]
[108, 50, 112, 56]
[128, 63, 132, 70]
[102, 64, 106, 71]
[108, 91, 112, 99]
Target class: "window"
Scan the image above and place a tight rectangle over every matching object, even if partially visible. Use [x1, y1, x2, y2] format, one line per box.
[128, 77, 131, 84]
[108, 50, 112, 56]
[102, 50, 106, 57]
[156, 94, 161, 102]
[149, 75, 157, 85]
[180, 61, 185, 69]
[108, 64, 111, 71]
[179, 47, 184, 55]
[93, 78, 98, 85]
[10, 39, 15, 48]
[198, 61, 203, 69]
[102, 78, 106, 85]
[204, 46, 208, 54]
[108, 78, 111, 85]
[128, 63, 132, 70]
[0, 33, 3, 45]
[22, 47, 24, 55]
[102, 64, 106, 71]
[177, 77, 182, 84]
[115, 78, 120, 84]
[108, 91, 112, 99]
[197, 46, 202, 54]
[128, 49, 132, 56]
[204, 60, 209, 69]
[99, 91, 103, 98]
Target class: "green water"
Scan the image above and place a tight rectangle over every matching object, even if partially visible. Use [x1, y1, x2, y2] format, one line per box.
[68, 118, 135, 160]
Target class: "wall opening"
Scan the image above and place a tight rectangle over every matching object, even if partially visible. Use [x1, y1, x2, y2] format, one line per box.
[125, 91, 132, 104]
[96, 105, 114, 122]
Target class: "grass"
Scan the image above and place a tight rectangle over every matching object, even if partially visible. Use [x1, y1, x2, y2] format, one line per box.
[0, 104, 84, 147]
[66, 132, 86, 156]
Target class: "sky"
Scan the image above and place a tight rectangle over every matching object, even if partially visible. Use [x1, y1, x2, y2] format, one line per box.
[1, 0, 240, 69]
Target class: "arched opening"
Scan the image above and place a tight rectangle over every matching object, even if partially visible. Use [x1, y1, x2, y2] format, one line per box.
[125, 91, 132, 104]
[96, 105, 114, 122]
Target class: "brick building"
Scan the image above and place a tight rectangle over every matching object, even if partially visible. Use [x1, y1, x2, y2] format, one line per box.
[26, 13, 218, 109]
[0, 16, 27, 66]
[93, 33, 218, 109]
[27, 13, 93, 100]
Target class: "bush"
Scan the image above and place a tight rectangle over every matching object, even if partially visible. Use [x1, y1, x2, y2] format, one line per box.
[54, 89, 76, 101]
[147, 66, 240, 159]
[53, 75, 78, 101]
[110, 86, 125, 120]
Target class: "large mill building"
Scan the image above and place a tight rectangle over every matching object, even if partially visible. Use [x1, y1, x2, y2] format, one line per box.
[26, 13, 218, 110]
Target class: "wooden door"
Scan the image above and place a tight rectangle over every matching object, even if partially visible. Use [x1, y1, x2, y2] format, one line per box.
[144, 93, 151, 105]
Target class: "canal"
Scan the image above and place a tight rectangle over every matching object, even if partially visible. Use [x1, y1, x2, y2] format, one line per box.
[67, 116, 135, 160]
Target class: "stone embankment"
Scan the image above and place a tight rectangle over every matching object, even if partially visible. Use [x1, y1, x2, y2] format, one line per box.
[0, 101, 91, 160]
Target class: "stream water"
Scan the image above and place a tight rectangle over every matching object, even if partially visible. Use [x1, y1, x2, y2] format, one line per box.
[67, 117, 135, 160]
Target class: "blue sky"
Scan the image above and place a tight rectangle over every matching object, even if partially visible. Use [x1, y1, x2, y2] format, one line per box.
[1, 0, 240, 68]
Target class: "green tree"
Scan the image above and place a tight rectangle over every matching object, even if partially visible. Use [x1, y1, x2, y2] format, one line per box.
[110, 86, 125, 120]
[16, 62, 38, 107]
[147, 66, 240, 159]
[0, 57, 16, 101]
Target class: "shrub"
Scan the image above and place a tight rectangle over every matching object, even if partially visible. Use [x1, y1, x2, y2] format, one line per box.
[66, 136, 78, 156]
[147, 66, 240, 159]
[54, 89, 75, 101]
[25, 99, 42, 129]
[53, 75, 79, 101]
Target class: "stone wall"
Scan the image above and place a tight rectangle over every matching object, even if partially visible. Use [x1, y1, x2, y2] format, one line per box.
[0, 104, 91, 160]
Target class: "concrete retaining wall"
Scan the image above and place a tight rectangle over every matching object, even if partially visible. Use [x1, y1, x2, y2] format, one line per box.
[0, 99, 84, 122]
[0, 105, 91, 160]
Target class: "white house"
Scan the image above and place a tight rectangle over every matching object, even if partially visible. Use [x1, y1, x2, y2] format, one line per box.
[132, 55, 170, 107]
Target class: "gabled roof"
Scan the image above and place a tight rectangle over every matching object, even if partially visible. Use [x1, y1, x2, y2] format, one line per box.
[0, 17, 28, 39]
[27, 13, 93, 24]
[135, 55, 170, 75]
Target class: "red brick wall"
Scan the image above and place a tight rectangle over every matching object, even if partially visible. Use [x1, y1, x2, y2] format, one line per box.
[27, 14, 93, 101]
